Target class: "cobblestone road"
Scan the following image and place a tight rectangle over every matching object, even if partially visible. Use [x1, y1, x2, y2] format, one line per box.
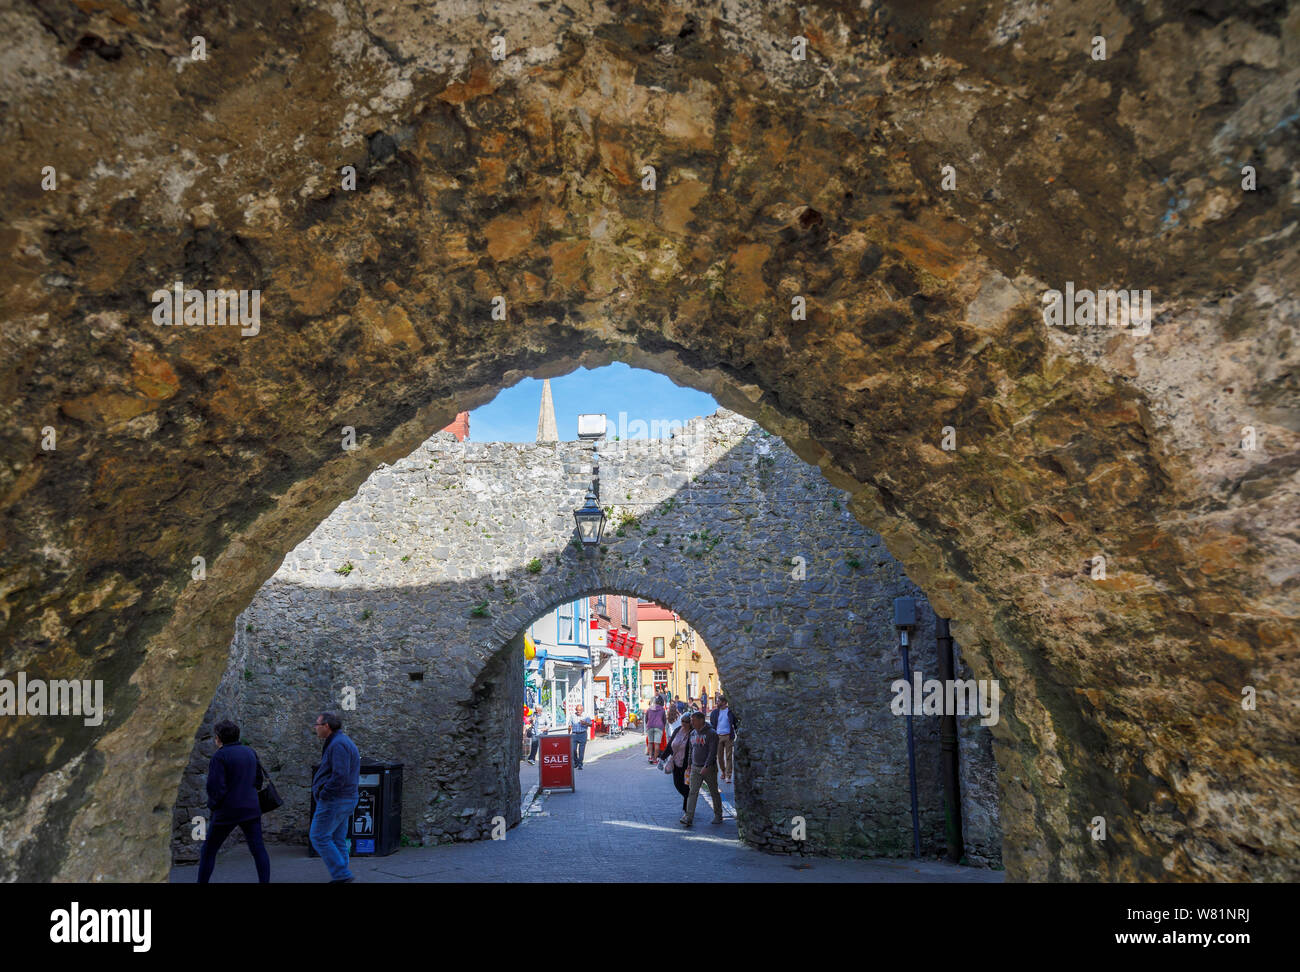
[170, 735, 1001, 883]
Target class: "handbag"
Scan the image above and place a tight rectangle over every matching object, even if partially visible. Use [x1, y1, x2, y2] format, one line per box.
[661, 755, 674, 775]
[254, 755, 284, 813]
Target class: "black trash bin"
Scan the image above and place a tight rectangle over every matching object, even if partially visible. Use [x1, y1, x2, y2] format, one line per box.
[308, 760, 403, 857]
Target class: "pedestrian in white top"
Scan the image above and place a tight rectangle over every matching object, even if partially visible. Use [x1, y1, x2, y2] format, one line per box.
[708, 697, 738, 783]
[569, 705, 593, 769]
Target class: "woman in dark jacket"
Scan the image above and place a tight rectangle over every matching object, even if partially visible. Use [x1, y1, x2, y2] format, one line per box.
[197, 719, 271, 883]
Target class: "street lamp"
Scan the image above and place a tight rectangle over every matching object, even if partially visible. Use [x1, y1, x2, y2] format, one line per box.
[894, 596, 921, 859]
[573, 490, 606, 546]
[574, 413, 607, 548]
[670, 632, 679, 701]
[671, 618, 693, 703]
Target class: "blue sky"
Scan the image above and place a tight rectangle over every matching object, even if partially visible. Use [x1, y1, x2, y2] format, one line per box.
[468, 363, 720, 442]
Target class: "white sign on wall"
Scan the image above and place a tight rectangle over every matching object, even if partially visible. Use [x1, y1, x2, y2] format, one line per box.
[577, 413, 607, 438]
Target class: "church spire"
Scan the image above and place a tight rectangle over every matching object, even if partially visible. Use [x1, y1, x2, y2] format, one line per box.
[536, 378, 558, 442]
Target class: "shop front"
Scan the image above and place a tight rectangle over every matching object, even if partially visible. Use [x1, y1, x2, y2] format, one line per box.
[590, 631, 642, 733]
[525, 653, 590, 731]
[639, 662, 673, 705]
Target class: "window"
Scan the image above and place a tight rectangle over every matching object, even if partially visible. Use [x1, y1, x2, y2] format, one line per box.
[558, 601, 575, 642]
[688, 672, 699, 698]
[654, 637, 665, 658]
[596, 593, 607, 616]
[653, 671, 669, 696]
[621, 596, 630, 624]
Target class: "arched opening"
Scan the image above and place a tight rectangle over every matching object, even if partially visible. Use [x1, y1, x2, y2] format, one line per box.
[165, 387, 1003, 880]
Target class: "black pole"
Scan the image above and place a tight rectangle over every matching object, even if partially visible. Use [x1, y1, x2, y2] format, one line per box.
[936, 617, 965, 863]
[900, 638, 922, 859]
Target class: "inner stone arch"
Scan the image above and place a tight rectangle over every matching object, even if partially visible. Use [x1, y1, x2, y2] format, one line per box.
[171, 409, 1002, 864]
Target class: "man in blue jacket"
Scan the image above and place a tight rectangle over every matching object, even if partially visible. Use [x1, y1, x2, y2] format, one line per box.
[310, 711, 361, 882]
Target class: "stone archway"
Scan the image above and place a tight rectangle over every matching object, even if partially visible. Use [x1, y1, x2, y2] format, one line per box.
[1, 2, 1295, 882]
[171, 411, 1001, 865]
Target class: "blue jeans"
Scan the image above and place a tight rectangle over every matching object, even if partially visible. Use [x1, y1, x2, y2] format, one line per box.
[310, 796, 357, 881]
[571, 732, 587, 768]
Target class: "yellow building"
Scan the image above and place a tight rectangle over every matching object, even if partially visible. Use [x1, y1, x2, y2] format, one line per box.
[634, 600, 722, 708]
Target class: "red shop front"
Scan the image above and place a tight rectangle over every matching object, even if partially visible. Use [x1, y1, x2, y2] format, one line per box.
[640, 662, 673, 701]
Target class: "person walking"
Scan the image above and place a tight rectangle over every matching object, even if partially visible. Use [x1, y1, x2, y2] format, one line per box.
[659, 708, 692, 815]
[665, 701, 688, 759]
[309, 711, 361, 883]
[709, 697, 738, 784]
[681, 711, 724, 828]
[526, 708, 549, 765]
[644, 695, 667, 763]
[670, 701, 691, 732]
[569, 704, 593, 770]
[197, 719, 271, 883]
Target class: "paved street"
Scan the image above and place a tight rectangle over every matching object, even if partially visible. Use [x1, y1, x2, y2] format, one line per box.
[171, 735, 1001, 883]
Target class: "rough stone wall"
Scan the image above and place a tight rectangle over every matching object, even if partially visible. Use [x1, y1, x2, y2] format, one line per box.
[954, 640, 1003, 867]
[1, 1, 1294, 882]
[172, 412, 1001, 864]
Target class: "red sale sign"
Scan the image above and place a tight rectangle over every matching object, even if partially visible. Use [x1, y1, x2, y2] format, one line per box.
[538, 734, 575, 792]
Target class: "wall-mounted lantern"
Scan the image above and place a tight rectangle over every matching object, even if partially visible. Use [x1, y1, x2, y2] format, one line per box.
[573, 490, 606, 546]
